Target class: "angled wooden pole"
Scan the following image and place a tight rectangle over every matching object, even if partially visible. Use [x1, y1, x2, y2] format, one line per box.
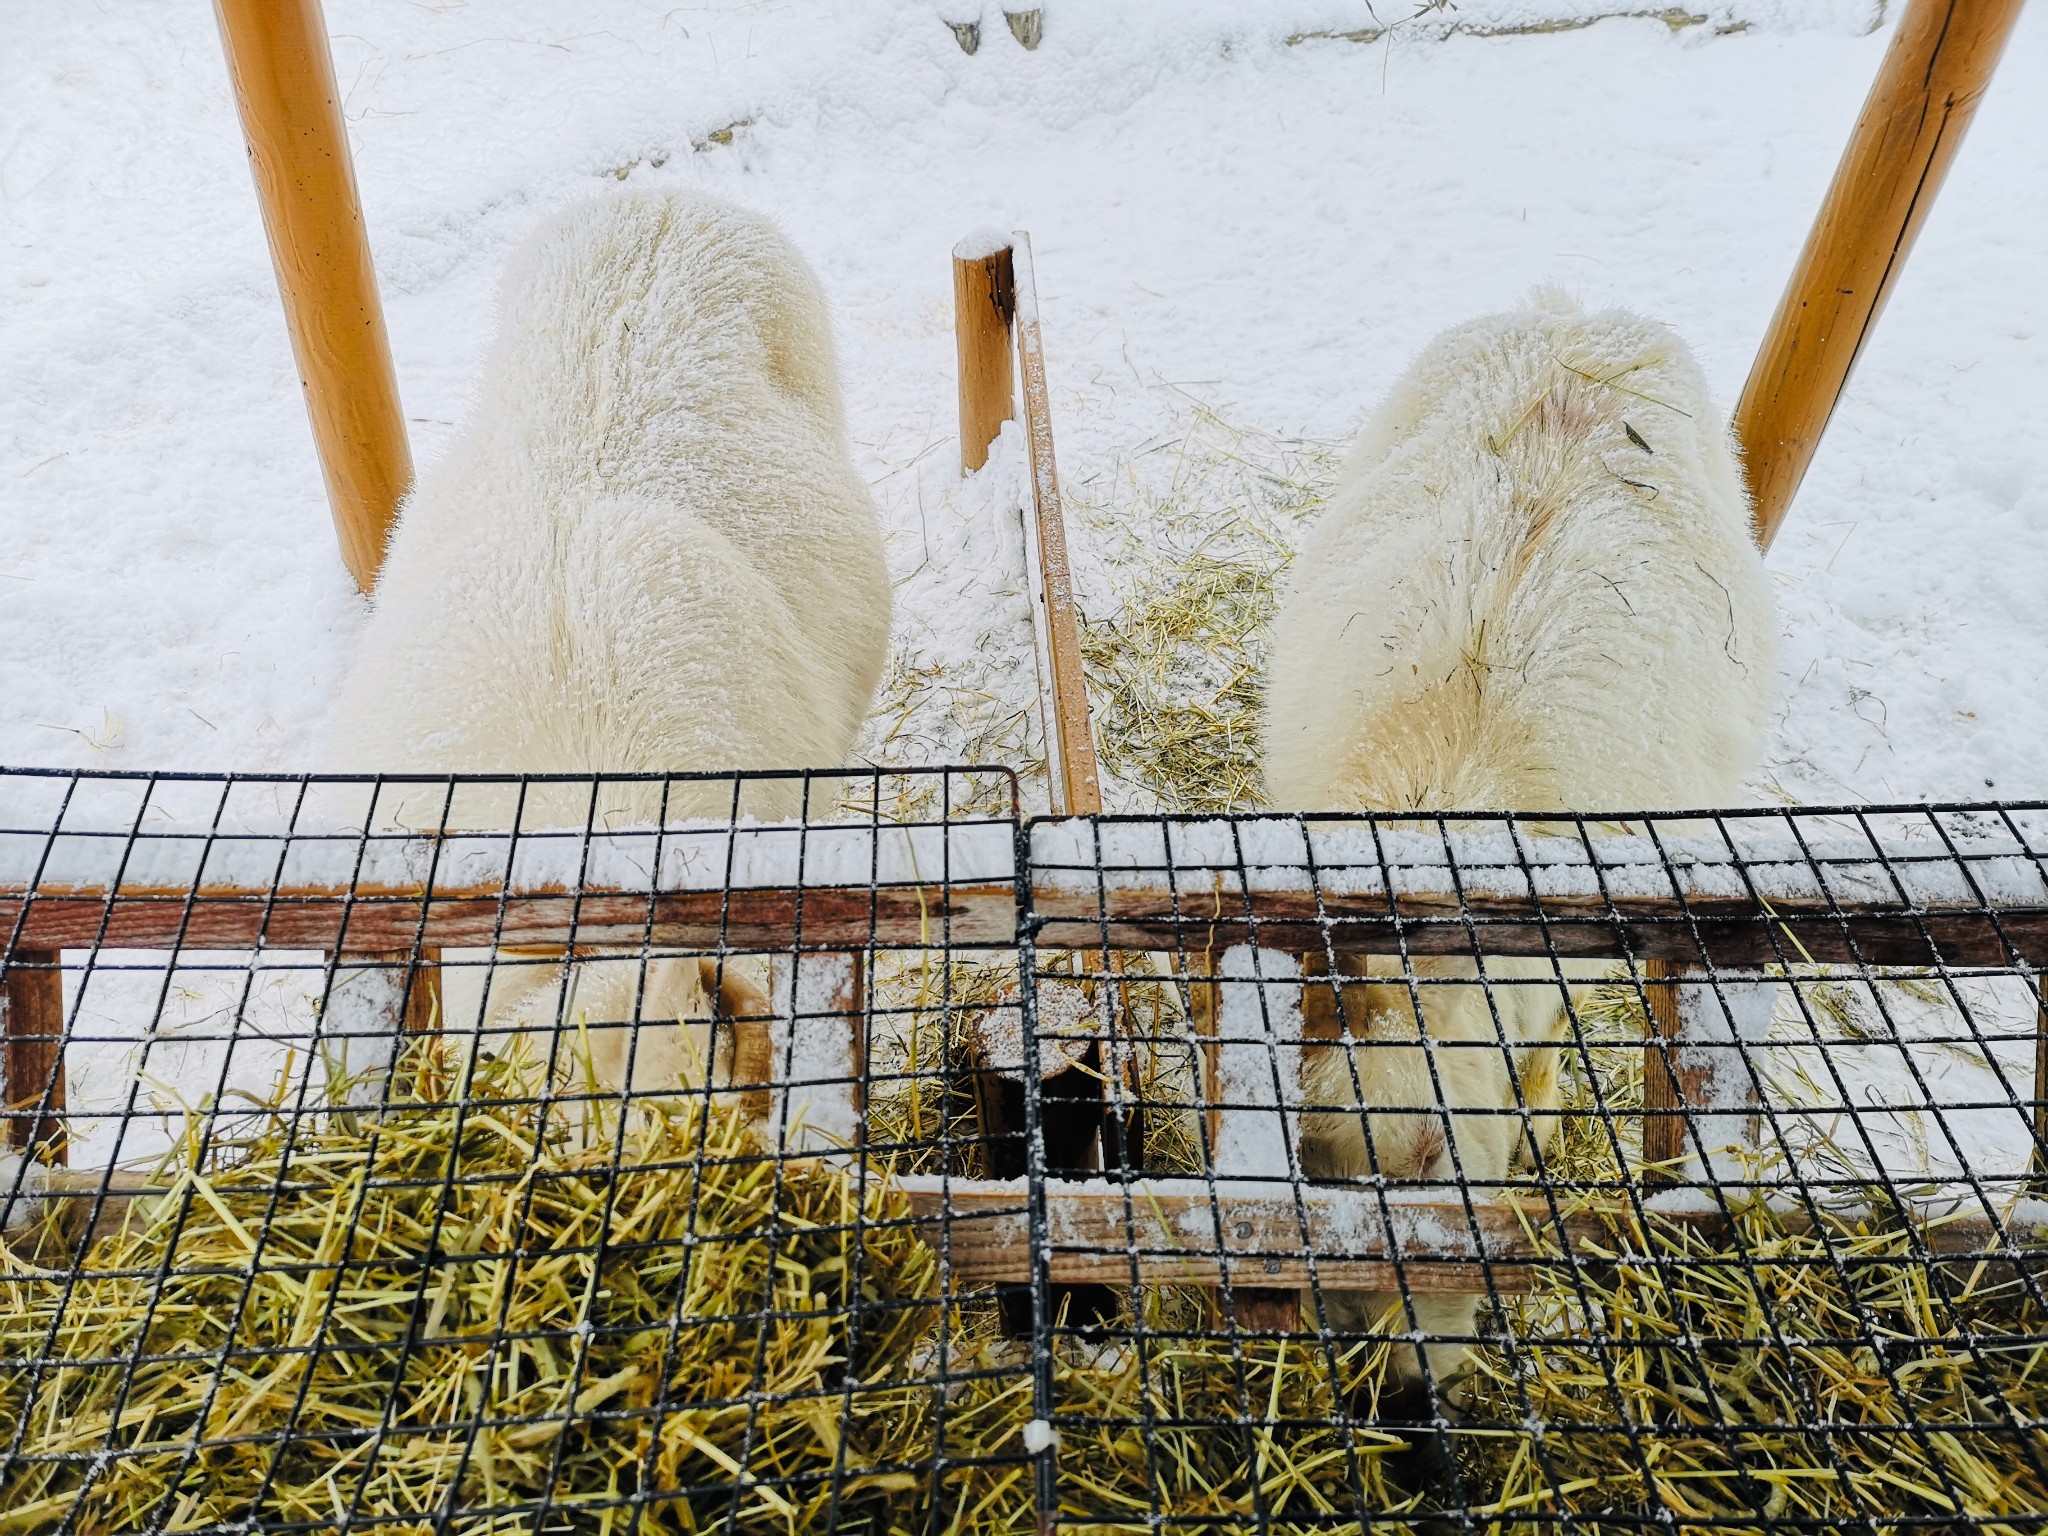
[1737, 0, 2025, 551]
[1010, 231, 1104, 818]
[215, 0, 413, 593]
[953, 233, 1018, 474]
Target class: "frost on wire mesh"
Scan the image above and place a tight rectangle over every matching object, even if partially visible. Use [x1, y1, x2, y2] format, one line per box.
[3, 774, 2048, 1532]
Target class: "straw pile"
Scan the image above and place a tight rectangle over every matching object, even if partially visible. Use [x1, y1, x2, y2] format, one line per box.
[864, 400, 1332, 817]
[0, 1044, 942, 1534]
[1464, 1200, 2048, 1532]
[1465, 982, 2048, 1533]
[1071, 406, 1334, 814]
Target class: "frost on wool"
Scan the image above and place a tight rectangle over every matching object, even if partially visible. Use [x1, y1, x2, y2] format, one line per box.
[323, 190, 893, 832]
[1264, 285, 1774, 818]
[1263, 288, 1776, 1398]
[317, 190, 893, 1109]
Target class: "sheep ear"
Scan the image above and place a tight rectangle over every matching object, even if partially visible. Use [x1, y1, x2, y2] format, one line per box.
[697, 957, 772, 1021]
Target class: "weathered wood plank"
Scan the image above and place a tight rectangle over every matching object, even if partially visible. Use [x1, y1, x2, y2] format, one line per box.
[0, 884, 1019, 954]
[1011, 231, 1102, 819]
[897, 1179, 2043, 1294]
[2, 949, 65, 1161]
[3, 880, 2045, 967]
[1028, 885, 2048, 969]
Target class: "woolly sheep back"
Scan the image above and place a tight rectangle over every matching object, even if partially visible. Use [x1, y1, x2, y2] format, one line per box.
[1264, 289, 1773, 816]
[324, 190, 891, 829]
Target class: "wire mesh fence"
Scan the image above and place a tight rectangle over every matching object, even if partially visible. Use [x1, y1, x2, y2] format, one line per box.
[5, 771, 2048, 1533]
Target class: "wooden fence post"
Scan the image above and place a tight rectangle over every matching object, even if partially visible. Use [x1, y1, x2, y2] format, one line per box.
[2033, 988, 2048, 1182]
[953, 234, 1017, 475]
[1643, 963, 1773, 1179]
[214, 0, 413, 592]
[2, 952, 66, 1163]
[1205, 946, 1303, 1332]
[768, 952, 866, 1153]
[1736, 0, 2025, 550]
[1640, 959, 1695, 1174]
[1010, 231, 1104, 820]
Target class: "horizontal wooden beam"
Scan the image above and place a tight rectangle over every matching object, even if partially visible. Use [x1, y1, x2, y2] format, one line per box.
[1029, 885, 2048, 969]
[18, 1171, 2039, 1291]
[900, 1179, 2041, 1295]
[3, 876, 2047, 968]
[0, 884, 1019, 955]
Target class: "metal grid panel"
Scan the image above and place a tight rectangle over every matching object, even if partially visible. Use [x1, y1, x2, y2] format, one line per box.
[3, 777, 2046, 1533]
[1023, 807, 2048, 1533]
[0, 768, 1027, 1535]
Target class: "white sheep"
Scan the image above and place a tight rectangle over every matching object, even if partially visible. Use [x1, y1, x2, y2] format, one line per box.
[1265, 287, 1774, 1405]
[324, 190, 890, 1122]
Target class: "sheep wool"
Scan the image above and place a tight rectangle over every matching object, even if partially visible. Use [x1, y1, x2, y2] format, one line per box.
[1266, 289, 1775, 1402]
[324, 190, 889, 1106]
[1266, 287, 1771, 816]
[326, 189, 891, 829]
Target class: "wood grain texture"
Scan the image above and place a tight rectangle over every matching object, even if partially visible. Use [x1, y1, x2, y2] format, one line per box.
[0, 883, 1020, 955]
[3, 877, 2046, 967]
[2036, 991, 2048, 1182]
[2, 950, 64, 1161]
[1639, 958, 1700, 1173]
[952, 238, 1016, 474]
[1028, 883, 2048, 969]
[1011, 231, 1104, 817]
[213, 0, 413, 592]
[899, 1179, 2042, 1295]
[401, 948, 441, 1035]
[27, 1173, 2040, 1283]
[1737, 0, 2025, 548]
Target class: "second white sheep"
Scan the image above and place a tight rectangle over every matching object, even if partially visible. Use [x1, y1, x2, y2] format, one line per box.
[1265, 287, 1775, 1401]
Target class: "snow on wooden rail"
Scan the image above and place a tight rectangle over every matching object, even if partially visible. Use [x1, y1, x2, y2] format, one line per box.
[0, 820, 1021, 952]
[4, 811, 2048, 962]
[1027, 815, 2048, 966]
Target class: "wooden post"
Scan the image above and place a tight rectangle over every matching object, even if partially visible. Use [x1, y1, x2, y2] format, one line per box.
[1640, 959, 1695, 1173]
[953, 234, 1017, 474]
[404, 949, 441, 1036]
[768, 952, 865, 1152]
[1011, 231, 1104, 818]
[3, 951, 66, 1163]
[1203, 947, 1303, 1332]
[1736, 0, 2024, 550]
[214, 0, 413, 593]
[1642, 963, 1772, 1178]
[2033, 989, 2048, 1182]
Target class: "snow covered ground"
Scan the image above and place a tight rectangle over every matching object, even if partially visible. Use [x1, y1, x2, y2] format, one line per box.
[4, 0, 2046, 809]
